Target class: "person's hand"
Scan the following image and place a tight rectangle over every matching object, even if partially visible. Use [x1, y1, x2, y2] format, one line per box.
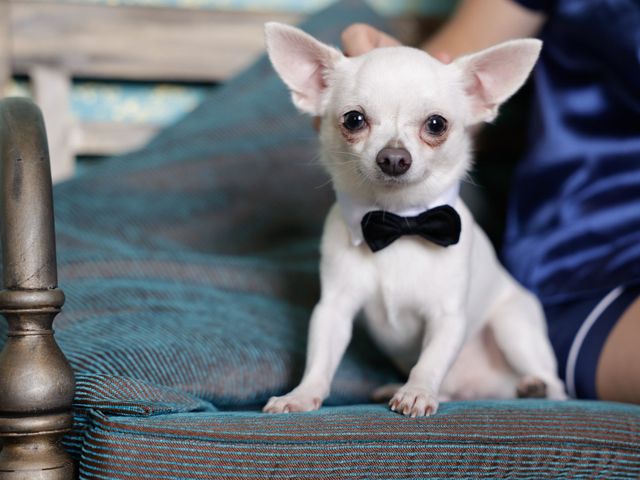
[340, 23, 402, 56]
[340, 23, 452, 63]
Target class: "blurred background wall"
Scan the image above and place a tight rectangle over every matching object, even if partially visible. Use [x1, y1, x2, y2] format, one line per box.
[0, 0, 457, 182]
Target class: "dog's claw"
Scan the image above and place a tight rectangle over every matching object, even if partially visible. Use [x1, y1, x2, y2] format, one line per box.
[389, 385, 439, 418]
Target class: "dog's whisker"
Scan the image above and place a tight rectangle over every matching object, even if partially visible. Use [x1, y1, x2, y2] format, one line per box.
[460, 172, 480, 187]
[313, 178, 334, 190]
[330, 160, 360, 166]
[326, 150, 364, 160]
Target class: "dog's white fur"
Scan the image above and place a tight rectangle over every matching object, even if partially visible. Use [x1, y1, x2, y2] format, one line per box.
[263, 23, 566, 417]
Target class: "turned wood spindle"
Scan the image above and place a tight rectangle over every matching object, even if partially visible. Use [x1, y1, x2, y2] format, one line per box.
[0, 98, 75, 479]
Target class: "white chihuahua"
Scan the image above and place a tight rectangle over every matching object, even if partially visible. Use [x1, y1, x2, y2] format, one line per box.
[262, 23, 566, 417]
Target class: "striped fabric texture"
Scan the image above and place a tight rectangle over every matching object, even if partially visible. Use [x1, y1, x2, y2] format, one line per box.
[81, 401, 640, 478]
[66, 373, 216, 458]
[0, 0, 639, 478]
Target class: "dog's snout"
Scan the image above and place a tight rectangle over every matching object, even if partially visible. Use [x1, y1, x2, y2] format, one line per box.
[376, 148, 412, 176]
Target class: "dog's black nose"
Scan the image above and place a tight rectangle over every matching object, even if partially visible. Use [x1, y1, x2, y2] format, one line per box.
[376, 148, 412, 176]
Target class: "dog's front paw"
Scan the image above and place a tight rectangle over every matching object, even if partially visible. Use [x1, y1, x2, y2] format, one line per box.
[389, 385, 439, 417]
[263, 392, 322, 414]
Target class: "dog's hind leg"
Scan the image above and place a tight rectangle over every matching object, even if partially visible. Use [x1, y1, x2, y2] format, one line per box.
[487, 283, 567, 400]
[371, 383, 403, 402]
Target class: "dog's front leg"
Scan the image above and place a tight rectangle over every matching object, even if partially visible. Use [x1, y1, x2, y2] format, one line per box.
[390, 311, 466, 417]
[263, 292, 361, 414]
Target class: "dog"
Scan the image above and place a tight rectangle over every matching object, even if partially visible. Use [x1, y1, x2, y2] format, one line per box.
[262, 23, 566, 417]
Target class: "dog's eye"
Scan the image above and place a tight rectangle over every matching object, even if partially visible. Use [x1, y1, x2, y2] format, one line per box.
[425, 115, 448, 136]
[343, 111, 367, 131]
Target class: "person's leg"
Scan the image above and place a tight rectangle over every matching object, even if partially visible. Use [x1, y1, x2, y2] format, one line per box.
[544, 285, 640, 400]
[596, 295, 640, 403]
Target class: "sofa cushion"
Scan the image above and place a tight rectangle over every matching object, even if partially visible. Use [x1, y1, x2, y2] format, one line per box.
[78, 401, 640, 479]
[65, 373, 216, 457]
[73, 373, 215, 416]
[56, 279, 400, 409]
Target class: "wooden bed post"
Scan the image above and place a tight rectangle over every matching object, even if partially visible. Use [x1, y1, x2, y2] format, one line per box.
[0, 0, 10, 98]
[0, 98, 75, 478]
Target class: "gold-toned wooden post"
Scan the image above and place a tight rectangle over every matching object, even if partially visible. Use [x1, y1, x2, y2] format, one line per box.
[0, 98, 75, 478]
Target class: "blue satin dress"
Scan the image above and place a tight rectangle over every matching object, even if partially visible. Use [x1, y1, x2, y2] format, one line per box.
[504, 0, 640, 398]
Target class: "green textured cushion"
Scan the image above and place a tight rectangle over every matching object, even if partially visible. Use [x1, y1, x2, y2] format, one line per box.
[79, 401, 640, 479]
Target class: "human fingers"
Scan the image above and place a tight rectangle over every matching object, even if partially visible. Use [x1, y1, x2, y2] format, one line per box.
[341, 23, 401, 56]
[434, 51, 453, 64]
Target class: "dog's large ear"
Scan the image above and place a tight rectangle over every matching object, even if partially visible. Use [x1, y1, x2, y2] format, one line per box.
[265, 22, 343, 115]
[454, 39, 542, 124]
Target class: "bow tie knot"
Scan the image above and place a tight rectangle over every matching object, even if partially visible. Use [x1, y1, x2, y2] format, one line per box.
[361, 205, 461, 252]
[395, 216, 422, 234]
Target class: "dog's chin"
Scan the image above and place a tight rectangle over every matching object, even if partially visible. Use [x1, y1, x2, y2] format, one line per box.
[339, 166, 411, 189]
[372, 172, 425, 190]
[334, 164, 429, 196]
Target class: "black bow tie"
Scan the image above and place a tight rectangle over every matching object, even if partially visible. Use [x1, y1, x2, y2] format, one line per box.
[361, 205, 461, 252]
